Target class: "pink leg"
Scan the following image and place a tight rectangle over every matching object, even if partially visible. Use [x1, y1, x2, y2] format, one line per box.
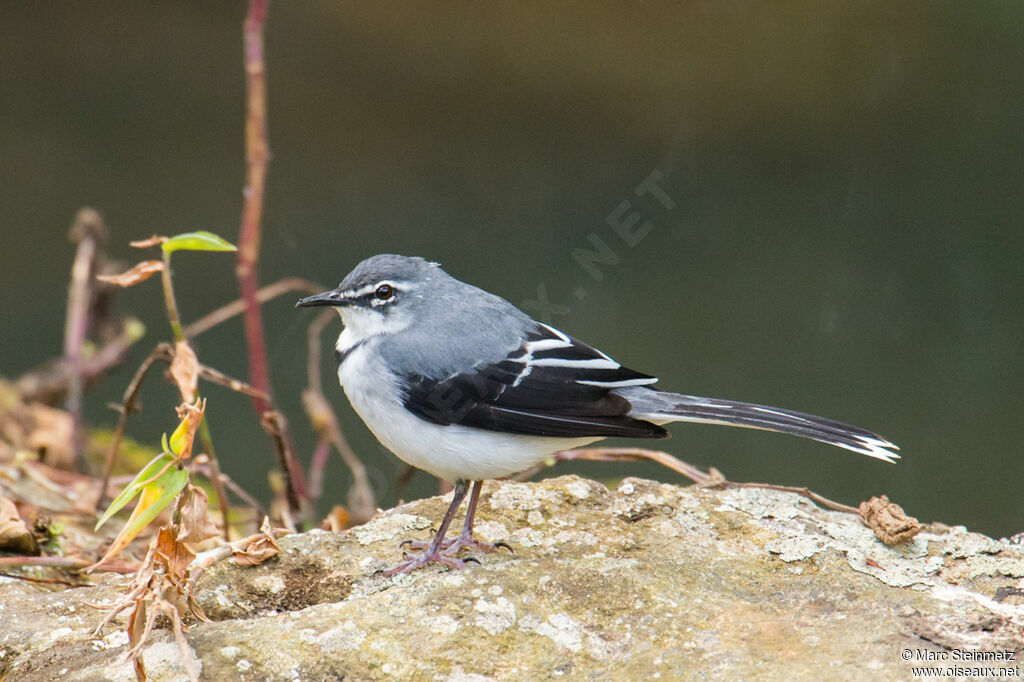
[443, 480, 513, 555]
[397, 481, 513, 558]
[382, 480, 473, 576]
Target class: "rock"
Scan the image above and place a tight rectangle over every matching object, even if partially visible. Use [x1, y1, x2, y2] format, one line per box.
[2, 475, 1023, 680]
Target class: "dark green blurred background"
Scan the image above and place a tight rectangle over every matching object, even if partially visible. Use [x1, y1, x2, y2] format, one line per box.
[2, 3, 1021, 536]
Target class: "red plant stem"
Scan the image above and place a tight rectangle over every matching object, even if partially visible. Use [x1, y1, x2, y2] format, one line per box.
[237, 0, 272, 416]
[237, 0, 310, 513]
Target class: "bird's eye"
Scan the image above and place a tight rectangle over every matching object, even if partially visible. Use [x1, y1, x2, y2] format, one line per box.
[375, 284, 394, 300]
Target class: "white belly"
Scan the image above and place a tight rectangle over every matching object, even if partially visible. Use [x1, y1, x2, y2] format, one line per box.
[338, 345, 601, 482]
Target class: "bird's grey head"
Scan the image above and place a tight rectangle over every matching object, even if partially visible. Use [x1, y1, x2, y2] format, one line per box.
[296, 254, 447, 339]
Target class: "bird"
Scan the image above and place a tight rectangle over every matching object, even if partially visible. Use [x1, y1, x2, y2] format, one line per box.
[297, 254, 898, 575]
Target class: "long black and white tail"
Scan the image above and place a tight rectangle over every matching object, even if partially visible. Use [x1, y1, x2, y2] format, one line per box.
[620, 388, 900, 463]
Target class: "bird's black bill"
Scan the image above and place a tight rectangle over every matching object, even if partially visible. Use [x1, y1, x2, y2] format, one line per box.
[295, 290, 346, 308]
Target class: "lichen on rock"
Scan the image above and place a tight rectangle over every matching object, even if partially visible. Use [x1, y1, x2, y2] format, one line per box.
[2, 475, 1023, 680]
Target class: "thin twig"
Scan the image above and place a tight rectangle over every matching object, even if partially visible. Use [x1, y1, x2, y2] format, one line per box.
[189, 523, 290, 572]
[15, 317, 138, 405]
[149, 229, 227, 535]
[194, 419, 232, 539]
[64, 208, 106, 467]
[191, 362, 269, 402]
[220, 478, 267, 521]
[166, 352, 246, 541]
[517, 447, 861, 516]
[191, 456, 269, 527]
[306, 309, 333, 397]
[259, 410, 304, 524]
[97, 344, 169, 508]
[0, 572, 90, 588]
[14, 318, 141, 406]
[0, 555, 137, 574]
[725, 480, 860, 515]
[160, 249, 186, 344]
[182, 277, 324, 339]
[155, 245, 231, 539]
[155, 343, 269, 401]
[308, 435, 331, 499]
[301, 390, 376, 524]
[97, 343, 268, 515]
[303, 309, 377, 523]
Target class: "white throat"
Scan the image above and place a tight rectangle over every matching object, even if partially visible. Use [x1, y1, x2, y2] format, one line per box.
[336, 306, 410, 356]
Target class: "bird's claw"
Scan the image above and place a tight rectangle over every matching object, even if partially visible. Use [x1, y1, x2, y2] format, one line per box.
[381, 548, 475, 576]
[387, 533, 514, 573]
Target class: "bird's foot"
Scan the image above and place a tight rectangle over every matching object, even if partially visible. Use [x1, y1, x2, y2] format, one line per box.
[440, 528, 514, 556]
[398, 529, 513, 556]
[380, 546, 479, 577]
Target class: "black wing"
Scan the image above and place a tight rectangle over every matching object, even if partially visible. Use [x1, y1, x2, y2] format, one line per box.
[401, 323, 668, 439]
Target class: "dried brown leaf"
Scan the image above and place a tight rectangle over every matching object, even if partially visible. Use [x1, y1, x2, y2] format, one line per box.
[175, 485, 221, 548]
[127, 598, 148, 681]
[94, 526, 205, 682]
[232, 516, 281, 566]
[0, 497, 40, 555]
[154, 526, 194, 582]
[96, 260, 164, 287]
[129, 235, 168, 248]
[860, 495, 922, 546]
[26, 403, 74, 469]
[320, 505, 350, 532]
[169, 341, 199, 403]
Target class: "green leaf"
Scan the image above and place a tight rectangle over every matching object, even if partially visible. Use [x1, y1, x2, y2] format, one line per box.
[162, 231, 237, 254]
[95, 453, 174, 530]
[116, 466, 189, 544]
